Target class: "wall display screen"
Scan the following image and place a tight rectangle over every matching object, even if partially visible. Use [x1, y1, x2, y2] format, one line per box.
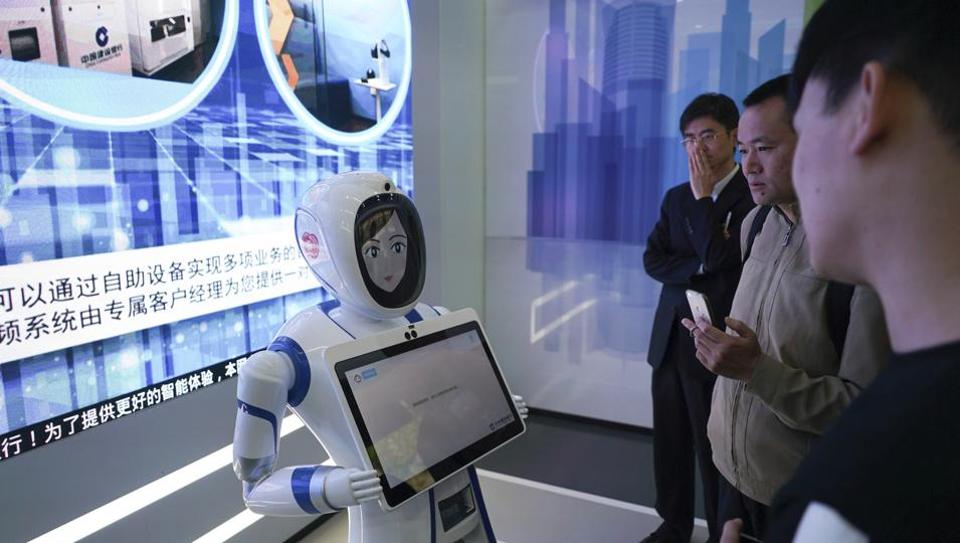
[485, 0, 808, 427]
[0, 0, 413, 462]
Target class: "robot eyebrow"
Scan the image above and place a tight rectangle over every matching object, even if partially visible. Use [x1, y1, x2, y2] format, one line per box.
[389, 234, 407, 240]
[366, 239, 381, 243]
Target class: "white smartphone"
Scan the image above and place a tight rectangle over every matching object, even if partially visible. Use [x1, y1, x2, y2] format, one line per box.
[685, 289, 714, 325]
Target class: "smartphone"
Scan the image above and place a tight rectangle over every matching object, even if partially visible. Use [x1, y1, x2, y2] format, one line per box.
[685, 289, 714, 325]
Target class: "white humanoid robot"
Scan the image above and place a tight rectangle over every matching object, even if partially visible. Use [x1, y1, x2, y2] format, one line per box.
[233, 171, 528, 543]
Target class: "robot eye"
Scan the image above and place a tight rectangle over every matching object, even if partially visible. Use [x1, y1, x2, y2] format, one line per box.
[390, 241, 406, 254]
[364, 246, 380, 258]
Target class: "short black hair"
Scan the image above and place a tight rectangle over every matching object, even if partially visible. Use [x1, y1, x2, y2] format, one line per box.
[744, 74, 790, 109]
[790, 0, 960, 146]
[679, 93, 739, 134]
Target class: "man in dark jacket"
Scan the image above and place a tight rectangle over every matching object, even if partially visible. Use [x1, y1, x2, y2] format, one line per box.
[642, 93, 755, 543]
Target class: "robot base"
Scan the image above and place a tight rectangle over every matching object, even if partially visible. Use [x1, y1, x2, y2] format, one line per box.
[347, 468, 495, 543]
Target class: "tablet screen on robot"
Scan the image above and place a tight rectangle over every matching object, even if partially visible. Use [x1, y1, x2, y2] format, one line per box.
[333, 318, 525, 509]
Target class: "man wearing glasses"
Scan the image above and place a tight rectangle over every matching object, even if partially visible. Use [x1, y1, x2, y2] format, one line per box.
[642, 93, 754, 543]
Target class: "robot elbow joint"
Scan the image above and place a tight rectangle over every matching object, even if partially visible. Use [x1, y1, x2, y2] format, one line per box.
[233, 454, 276, 485]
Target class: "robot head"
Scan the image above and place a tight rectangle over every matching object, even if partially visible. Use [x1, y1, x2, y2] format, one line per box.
[295, 171, 425, 319]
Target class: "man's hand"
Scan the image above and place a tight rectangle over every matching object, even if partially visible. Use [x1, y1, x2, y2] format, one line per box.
[688, 142, 717, 199]
[681, 317, 762, 381]
[721, 519, 744, 543]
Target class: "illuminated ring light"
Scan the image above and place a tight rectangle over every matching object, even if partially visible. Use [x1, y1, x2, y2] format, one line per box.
[0, 0, 240, 131]
[253, 0, 413, 146]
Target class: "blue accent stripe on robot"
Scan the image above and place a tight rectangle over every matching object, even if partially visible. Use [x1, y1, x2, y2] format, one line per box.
[236, 400, 278, 452]
[291, 467, 322, 514]
[318, 299, 357, 339]
[429, 488, 437, 543]
[405, 308, 423, 323]
[268, 336, 311, 407]
[468, 466, 497, 542]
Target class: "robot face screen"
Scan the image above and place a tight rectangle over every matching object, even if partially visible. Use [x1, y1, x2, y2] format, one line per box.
[354, 194, 425, 308]
[360, 211, 407, 292]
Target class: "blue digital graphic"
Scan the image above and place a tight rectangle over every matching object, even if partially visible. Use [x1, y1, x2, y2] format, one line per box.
[0, 2, 414, 440]
[486, 0, 802, 426]
[527, 0, 790, 245]
[528, 0, 675, 244]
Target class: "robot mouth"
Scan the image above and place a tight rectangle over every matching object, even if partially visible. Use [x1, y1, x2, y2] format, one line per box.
[384, 275, 394, 283]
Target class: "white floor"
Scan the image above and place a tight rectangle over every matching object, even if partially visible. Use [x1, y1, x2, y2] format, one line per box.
[301, 470, 708, 543]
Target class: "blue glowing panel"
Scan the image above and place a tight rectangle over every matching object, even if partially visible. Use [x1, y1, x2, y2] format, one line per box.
[486, 0, 804, 426]
[0, 1, 414, 458]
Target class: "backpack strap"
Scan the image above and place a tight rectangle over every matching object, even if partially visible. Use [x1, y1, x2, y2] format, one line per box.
[825, 281, 856, 358]
[742, 205, 773, 263]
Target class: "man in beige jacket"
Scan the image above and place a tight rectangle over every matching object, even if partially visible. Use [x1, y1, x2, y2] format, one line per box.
[680, 75, 890, 542]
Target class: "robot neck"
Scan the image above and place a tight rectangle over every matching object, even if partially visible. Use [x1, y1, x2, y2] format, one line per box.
[337, 300, 390, 322]
[335, 296, 418, 323]
[326, 298, 421, 339]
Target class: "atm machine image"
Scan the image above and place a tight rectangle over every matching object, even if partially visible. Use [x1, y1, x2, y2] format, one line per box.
[125, 0, 195, 76]
[50, 0, 133, 75]
[190, 0, 211, 47]
[0, 1, 58, 65]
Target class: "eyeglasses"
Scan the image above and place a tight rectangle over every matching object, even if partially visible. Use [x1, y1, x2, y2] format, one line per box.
[681, 131, 723, 146]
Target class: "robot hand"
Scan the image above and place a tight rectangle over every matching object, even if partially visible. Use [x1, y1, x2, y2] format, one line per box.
[512, 394, 529, 420]
[325, 468, 383, 508]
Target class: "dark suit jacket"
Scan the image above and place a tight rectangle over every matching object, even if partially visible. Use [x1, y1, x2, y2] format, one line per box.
[643, 169, 755, 369]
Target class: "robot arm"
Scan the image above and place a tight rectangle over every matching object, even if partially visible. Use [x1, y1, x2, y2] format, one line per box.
[234, 350, 290, 483]
[233, 350, 382, 516]
[243, 465, 382, 516]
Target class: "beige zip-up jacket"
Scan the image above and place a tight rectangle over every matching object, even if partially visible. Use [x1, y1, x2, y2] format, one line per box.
[707, 206, 890, 504]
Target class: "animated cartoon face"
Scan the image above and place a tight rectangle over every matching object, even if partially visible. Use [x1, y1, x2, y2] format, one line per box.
[359, 211, 408, 293]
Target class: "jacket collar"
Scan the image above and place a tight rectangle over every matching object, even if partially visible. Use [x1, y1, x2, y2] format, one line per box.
[709, 166, 749, 211]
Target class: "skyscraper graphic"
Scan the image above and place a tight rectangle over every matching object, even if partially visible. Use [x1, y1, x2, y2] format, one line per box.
[485, 0, 809, 426]
[719, 0, 752, 102]
[678, 32, 721, 119]
[666, 31, 723, 192]
[528, 0, 675, 247]
[758, 20, 786, 83]
[680, 49, 710, 97]
[543, 0, 570, 134]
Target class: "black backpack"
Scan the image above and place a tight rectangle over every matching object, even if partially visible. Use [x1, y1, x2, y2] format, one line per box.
[743, 206, 855, 357]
